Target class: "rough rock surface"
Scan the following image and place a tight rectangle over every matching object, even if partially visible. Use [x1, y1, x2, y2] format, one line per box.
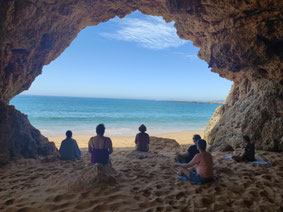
[0, 0, 282, 161]
[205, 79, 283, 151]
[0, 102, 58, 164]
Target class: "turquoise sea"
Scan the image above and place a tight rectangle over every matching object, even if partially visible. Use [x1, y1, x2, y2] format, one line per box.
[10, 95, 220, 137]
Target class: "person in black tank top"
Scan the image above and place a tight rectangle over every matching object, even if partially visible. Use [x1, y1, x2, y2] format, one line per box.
[176, 134, 201, 163]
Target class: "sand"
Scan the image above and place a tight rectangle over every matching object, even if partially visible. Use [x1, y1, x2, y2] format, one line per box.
[1, 131, 283, 212]
[49, 131, 204, 149]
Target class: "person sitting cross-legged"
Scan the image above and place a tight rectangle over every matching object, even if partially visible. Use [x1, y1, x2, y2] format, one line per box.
[59, 130, 81, 160]
[232, 135, 255, 162]
[135, 124, 150, 152]
[176, 134, 201, 163]
[88, 124, 113, 165]
[174, 139, 214, 184]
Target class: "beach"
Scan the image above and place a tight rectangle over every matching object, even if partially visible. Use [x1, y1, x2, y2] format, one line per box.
[1, 130, 282, 212]
[50, 131, 204, 149]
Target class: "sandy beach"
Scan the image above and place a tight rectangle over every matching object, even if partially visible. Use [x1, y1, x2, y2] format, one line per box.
[50, 131, 204, 149]
[1, 131, 283, 212]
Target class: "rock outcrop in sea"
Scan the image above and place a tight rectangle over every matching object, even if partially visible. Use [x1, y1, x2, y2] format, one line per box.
[0, 0, 282, 162]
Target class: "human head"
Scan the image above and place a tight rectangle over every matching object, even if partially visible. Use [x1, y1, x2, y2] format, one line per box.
[139, 124, 147, 133]
[96, 124, 105, 136]
[193, 134, 201, 143]
[243, 135, 250, 143]
[197, 139, 207, 151]
[66, 130, 72, 138]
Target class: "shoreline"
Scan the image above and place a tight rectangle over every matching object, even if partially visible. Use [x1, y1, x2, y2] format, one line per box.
[50, 130, 204, 148]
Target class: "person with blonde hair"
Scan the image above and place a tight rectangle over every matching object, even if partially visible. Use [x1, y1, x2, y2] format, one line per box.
[135, 124, 150, 152]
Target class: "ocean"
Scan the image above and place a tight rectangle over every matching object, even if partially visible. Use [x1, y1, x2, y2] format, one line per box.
[10, 95, 220, 137]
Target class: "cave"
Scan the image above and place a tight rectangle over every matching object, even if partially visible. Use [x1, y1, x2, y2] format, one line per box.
[0, 0, 282, 163]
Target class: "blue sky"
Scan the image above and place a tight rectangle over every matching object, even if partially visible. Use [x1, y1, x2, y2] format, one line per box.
[22, 11, 233, 101]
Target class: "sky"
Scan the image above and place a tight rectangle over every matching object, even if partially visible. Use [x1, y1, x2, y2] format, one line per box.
[22, 11, 233, 101]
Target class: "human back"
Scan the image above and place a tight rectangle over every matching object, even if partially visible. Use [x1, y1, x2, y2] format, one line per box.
[59, 130, 81, 160]
[192, 151, 213, 179]
[135, 124, 150, 152]
[88, 124, 113, 165]
[89, 135, 111, 150]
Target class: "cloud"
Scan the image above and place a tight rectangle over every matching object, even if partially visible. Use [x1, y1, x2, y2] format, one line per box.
[172, 52, 199, 61]
[185, 54, 198, 61]
[101, 16, 187, 49]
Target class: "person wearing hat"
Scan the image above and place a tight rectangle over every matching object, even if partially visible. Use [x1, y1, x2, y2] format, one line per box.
[176, 134, 201, 163]
[135, 124, 150, 152]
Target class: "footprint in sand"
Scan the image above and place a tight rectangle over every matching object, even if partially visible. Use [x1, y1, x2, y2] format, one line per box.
[143, 189, 151, 197]
[5, 198, 15, 205]
[175, 192, 185, 200]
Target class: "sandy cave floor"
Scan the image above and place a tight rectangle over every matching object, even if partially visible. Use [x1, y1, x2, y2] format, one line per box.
[0, 147, 283, 212]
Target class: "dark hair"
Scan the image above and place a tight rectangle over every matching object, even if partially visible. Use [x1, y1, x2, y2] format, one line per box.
[66, 130, 72, 138]
[193, 134, 201, 142]
[243, 135, 250, 143]
[197, 139, 207, 151]
[96, 124, 105, 135]
[139, 124, 147, 133]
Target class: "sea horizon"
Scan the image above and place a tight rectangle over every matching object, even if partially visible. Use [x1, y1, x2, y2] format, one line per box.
[10, 95, 220, 137]
[16, 94, 224, 103]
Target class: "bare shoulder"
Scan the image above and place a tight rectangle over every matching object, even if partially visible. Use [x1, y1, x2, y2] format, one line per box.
[105, 136, 112, 144]
[89, 136, 97, 140]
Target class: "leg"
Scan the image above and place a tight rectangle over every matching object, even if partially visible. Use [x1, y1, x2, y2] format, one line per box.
[179, 167, 194, 179]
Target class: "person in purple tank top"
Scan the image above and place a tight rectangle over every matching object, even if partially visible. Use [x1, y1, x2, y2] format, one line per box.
[88, 124, 113, 165]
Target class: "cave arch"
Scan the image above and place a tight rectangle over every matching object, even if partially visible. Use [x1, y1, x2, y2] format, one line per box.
[0, 0, 282, 162]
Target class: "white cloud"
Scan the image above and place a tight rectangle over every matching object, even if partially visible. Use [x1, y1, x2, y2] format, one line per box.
[185, 54, 198, 61]
[101, 16, 187, 49]
[172, 52, 199, 61]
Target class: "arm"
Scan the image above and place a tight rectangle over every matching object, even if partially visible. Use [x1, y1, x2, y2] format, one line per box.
[135, 134, 138, 144]
[107, 138, 113, 154]
[73, 140, 81, 157]
[88, 138, 92, 153]
[175, 154, 198, 168]
[179, 145, 191, 157]
[175, 160, 196, 168]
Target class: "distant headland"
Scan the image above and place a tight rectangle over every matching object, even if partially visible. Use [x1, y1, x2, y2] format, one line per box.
[168, 100, 224, 105]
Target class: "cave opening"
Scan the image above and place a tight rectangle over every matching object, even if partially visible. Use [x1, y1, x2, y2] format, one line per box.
[9, 11, 233, 140]
[1, 1, 282, 163]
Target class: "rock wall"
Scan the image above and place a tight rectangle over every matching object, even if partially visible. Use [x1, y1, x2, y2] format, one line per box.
[205, 78, 283, 151]
[0, 0, 282, 161]
[0, 102, 58, 164]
